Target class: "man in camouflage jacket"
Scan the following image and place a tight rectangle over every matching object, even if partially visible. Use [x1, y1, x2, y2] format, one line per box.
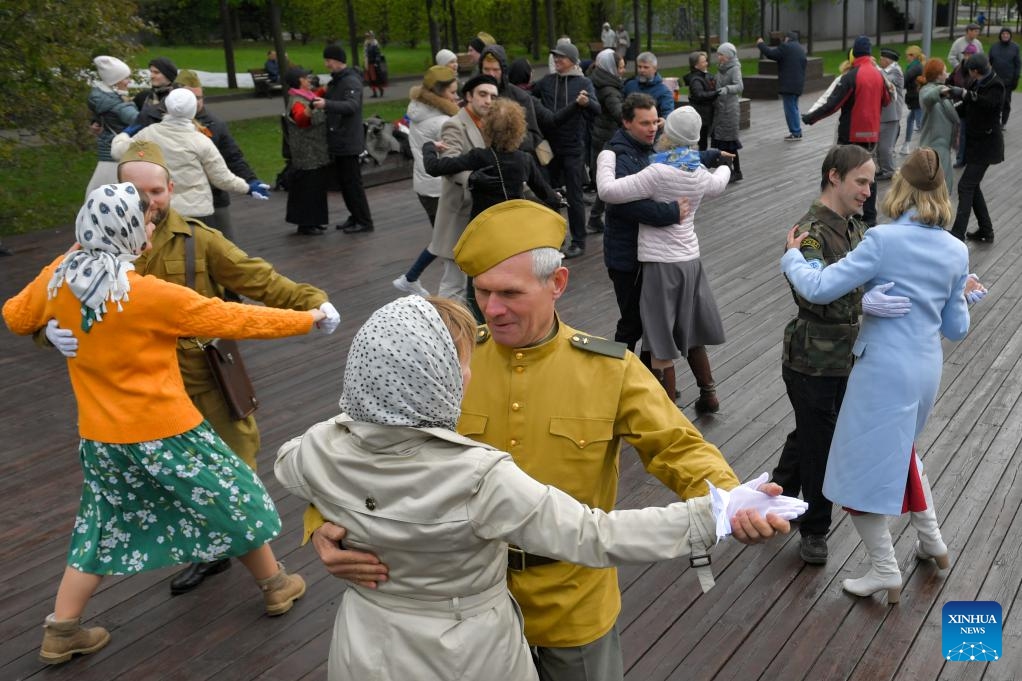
[773, 145, 909, 565]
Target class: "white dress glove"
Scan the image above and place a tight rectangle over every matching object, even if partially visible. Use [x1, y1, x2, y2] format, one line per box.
[316, 302, 340, 334]
[861, 282, 911, 318]
[965, 273, 987, 305]
[45, 319, 78, 358]
[707, 473, 808, 541]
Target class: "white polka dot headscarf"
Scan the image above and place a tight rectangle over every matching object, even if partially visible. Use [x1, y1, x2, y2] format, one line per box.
[340, 296, 463, 430]
[47, 182, 148, 325]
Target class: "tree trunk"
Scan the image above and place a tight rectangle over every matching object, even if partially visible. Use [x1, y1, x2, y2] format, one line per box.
[876, 0, 882, 47]
[346, 0, 359, 66]
[807, 0, 813, 54]
[220, 0, 237, 89]
[546, 0, 555, 50]
[269, 0, 288, 113]
[646, 0, 653, 50]
[426, 0, 441, 56]
[702, 0, 711, 53]
[531, 0, 540, 59]
[842, 0, 848, 52]
[760, 0, 765, 39]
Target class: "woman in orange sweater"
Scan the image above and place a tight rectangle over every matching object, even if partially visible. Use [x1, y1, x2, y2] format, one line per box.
[3, 183, 326, 665]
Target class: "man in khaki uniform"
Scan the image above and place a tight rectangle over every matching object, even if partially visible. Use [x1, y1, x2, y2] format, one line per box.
[42, 140, 340, 595]
[306, 200, 789, 681]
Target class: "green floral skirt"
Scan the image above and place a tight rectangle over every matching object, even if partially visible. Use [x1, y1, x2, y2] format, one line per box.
[68, 421, 281, 575]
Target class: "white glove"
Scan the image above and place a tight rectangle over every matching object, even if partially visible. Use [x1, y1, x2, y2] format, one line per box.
[965, 273, 987, 305]
[316, 302, 340, 334]
[707, 473, 808, 541]
[45, 319, 78, 358]
[861, 282, 911, 318]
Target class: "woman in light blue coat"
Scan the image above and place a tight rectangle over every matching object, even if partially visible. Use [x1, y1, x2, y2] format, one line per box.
[781, 148, 971, 605]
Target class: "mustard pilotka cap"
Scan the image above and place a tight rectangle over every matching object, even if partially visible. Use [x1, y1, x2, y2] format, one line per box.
[117, 139, 169, 173]
[453, 199, 566, 276]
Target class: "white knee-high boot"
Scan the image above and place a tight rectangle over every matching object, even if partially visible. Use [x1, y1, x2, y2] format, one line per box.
[910, 474, 950, 569]
[843, 513, 902, 604]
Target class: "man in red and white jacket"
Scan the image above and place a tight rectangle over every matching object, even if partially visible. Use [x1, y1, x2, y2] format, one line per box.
[802, 35, 891, 225]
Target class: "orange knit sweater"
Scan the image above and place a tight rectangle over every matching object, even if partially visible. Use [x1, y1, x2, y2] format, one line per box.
[4, 257, 315, 443]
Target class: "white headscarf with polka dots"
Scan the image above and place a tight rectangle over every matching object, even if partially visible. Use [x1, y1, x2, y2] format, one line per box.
[340, 296, 463, 430]
[47, 182, 148, 323]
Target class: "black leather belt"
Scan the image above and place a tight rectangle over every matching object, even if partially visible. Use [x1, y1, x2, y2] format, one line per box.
[507, 546, 559, 572]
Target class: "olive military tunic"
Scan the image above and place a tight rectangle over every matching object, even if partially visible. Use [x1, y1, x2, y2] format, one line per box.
[135, 209, 328, 467]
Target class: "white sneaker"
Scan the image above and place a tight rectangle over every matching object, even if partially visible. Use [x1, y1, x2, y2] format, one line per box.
[392, 275, 429, 297]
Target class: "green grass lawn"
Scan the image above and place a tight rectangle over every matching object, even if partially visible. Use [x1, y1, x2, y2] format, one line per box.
[0, 98, 411, 236]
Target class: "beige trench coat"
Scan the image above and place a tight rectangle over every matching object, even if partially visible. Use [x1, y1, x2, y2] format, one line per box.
[427, 108, 486, 259]
[276, 417, 717, 681]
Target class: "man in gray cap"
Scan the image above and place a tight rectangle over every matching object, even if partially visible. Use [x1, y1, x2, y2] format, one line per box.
[532, 42, 600, 259]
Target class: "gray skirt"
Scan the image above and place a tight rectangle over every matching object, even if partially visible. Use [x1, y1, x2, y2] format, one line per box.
[640, 259, 725, 360]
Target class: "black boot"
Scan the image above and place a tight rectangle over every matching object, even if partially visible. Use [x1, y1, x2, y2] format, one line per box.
[687, 346, 720, 413]
[169, 558, 232, 595]
[729, 154, 743, 183]
[965, 229, 994, 243]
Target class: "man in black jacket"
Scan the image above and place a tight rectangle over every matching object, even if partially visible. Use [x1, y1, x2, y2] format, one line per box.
[948, 53, 1005, 243]
[989, 27, 1020, 125]
[478, 45, 542, 155]
[601, 93, 687, 356]
[314, 44, 374, 233]
[532, 42, 600, 259]
[757, 31, 808, 140]
[176, 70, 259, 241]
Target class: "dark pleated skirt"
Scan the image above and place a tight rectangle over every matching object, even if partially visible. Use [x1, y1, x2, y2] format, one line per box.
[286, 166, 330, 227]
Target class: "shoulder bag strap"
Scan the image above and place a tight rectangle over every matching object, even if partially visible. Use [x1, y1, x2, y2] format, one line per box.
[491, 149, 509, 201]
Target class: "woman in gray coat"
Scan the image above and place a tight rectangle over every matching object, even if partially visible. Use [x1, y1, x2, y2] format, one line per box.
[917, 58, 959, 193]
[276, 295, 804, 681]
[712, 42, 744, 182]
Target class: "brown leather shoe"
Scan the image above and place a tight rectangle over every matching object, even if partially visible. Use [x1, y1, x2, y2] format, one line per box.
[39, 614, 110, 665]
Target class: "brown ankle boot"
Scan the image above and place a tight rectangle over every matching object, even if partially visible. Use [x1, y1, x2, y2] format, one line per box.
[257, 563, 306, 616]
[686, 347, 720, 413]
[39, 613, 110, 664]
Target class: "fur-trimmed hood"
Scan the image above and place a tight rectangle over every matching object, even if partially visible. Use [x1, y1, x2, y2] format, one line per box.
[409, 84, 460, 118]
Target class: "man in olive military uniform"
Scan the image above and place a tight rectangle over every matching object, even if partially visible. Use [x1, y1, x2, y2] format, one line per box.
[773, 145, 910, 565]
[305, 200, 791, 681]
[40, 140, 341, 595]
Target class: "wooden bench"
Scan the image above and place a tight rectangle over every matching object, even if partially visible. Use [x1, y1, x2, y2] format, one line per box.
[587, 41, 607, 60]
[248, 68, 282, 97]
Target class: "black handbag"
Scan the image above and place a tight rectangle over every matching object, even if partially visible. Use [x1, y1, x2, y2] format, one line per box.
[184, 223, 259, 420]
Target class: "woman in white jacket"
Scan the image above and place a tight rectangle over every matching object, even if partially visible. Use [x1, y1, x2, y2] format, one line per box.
[597, 105, 730, 412]
[276, 295, 804, 681]
[111, 88, 266, 221]
[392, 66, 460, 297]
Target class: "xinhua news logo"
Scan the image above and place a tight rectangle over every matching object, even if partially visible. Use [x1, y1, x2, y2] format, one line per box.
[942, 601, 1002, 661]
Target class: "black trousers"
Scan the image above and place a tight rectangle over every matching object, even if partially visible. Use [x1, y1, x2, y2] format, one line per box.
[332, 155, 374, 227]
[548, 153, 587, 248]
[607, 267, 644, 351]
[772, 365, 847, 537]
[951, 162, 992, 238]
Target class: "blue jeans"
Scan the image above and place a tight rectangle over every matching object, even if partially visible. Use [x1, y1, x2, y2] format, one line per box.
[905, 107, 923, 143]
[782, 94, 802, 135]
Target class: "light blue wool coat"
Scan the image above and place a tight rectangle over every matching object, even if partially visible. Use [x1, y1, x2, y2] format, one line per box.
[782, 213, 970, 515]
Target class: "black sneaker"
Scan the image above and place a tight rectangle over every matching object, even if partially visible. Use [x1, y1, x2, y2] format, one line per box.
[784, 133, 803, 141]
[965, 230, 994, 243]
[799, 534, 828, 565]
[335, 216, 356, 230]
[562, 244, 585, 259]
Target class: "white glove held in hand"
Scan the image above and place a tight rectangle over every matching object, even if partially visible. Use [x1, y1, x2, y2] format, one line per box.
[707, 473, 808, 541]
[965, 273, 987, 305]
[861, 282, 911, 318]
[317, 302, 341, 334]
[45, 319, 78, 358]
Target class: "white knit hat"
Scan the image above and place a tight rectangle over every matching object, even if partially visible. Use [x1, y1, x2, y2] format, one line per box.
[94, 56, 131, 87]
[164, 88, 197, 120]
[663, 106, 702, 147]
[435, 49, 457, 66]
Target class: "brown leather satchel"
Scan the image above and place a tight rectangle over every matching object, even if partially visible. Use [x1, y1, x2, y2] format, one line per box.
[199, 337, 259, 420]
[184, 222, 258, 421]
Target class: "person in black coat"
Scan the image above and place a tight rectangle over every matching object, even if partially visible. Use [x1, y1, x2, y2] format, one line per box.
[756, 31, 807, 140]
[314, 44, 374, 232]
[478, 45, 543, 155]
[989, 27, 1021, 125]
[947, 53, 1005, 242]
[683, 51, 717, 150]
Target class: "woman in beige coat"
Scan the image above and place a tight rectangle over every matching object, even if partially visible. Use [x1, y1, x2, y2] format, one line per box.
[111, 88, 267, 220]
[276, 295, 805, 681]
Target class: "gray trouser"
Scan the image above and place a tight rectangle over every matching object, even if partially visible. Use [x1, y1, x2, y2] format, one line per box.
[877, 121, 900, 175]
[436, 257, 467, 302]
[534, 625, 623, 681]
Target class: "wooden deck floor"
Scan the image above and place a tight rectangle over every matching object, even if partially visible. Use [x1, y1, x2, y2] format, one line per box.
[2, 95, 1021, 680]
